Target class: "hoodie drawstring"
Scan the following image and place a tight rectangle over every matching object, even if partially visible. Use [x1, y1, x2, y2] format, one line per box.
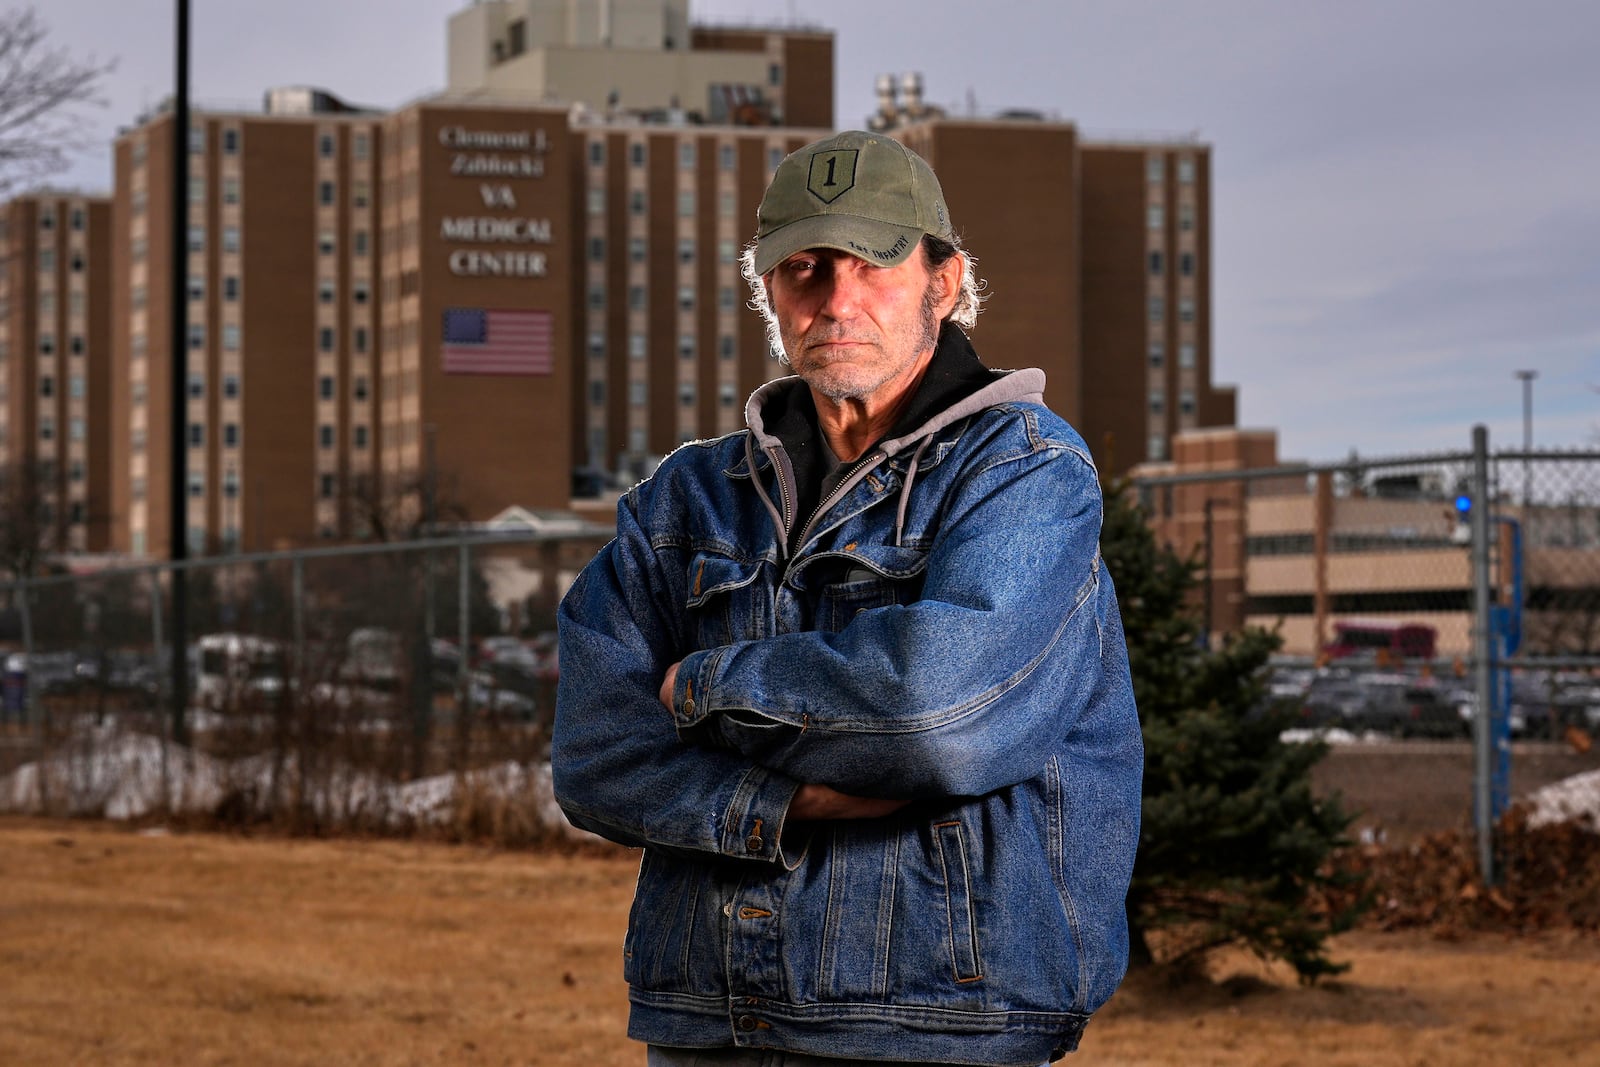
[894, 436, 935, 548]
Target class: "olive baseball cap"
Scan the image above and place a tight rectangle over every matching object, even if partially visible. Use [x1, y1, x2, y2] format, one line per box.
[752, 130, 953, 275]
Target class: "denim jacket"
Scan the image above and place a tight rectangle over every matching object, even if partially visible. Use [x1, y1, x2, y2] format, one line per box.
[554, 329, 1143, 1065]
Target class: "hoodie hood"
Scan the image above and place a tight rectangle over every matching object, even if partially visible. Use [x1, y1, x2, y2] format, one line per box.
[741, 324, 1047, 556]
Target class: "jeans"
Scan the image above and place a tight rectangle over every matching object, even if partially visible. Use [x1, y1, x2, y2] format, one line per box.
[646, 1047, 1049, 1067]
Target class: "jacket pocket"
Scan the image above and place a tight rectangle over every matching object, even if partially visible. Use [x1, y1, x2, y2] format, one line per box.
[816, 544, 928, 633]
[932, 820, 984, 984]
[684, 551, 764, 648]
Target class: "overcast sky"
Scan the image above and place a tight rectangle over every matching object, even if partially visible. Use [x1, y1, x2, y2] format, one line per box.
[44, 0, 1600, 463]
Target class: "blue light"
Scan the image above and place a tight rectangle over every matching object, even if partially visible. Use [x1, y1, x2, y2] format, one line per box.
[1455, 494, 1473, 514]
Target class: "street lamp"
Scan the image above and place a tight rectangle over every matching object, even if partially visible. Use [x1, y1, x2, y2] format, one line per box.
[1514, 369, 1536, 508]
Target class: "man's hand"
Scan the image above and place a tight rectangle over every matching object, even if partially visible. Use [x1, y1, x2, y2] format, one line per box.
[789, 783, 908, 821]
[658, 661, 681, 711]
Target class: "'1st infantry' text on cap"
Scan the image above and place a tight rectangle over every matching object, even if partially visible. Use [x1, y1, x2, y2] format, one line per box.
[752, 130, 953, 275]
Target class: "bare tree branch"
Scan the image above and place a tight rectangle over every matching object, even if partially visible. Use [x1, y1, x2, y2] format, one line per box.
[0, 6, 116, 194]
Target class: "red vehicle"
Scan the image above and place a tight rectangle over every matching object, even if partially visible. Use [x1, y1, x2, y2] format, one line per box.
[1323, 620, 1437, 662]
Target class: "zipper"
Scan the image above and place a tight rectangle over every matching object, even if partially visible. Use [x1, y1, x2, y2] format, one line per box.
[787, 447, 887, 569]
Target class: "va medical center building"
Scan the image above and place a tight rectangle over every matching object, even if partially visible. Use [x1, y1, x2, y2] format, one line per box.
[10, 1, 1235, 559]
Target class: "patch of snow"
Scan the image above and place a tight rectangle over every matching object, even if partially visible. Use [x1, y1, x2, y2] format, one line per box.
[1524, 769, 1600, 830]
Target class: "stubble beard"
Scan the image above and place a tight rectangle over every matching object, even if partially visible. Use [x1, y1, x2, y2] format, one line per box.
[785, 285, 943, 403]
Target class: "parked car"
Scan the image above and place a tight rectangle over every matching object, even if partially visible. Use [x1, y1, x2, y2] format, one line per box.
[1348, 679, 1464, 738]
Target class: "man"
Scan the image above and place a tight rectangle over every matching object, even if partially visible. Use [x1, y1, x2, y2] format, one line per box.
[554, 130, 1142, 1066]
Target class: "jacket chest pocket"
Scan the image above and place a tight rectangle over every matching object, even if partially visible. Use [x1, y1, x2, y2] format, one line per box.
[684, 552, 767, 649]
[815, 544, 928, 633]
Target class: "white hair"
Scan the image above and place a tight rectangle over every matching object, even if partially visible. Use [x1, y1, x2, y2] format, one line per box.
[739, 236, 988, 364]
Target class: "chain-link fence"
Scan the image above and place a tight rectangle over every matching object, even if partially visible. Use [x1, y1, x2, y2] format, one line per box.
[1134, 439, 1600, 728]
[0, 527, 612, 836]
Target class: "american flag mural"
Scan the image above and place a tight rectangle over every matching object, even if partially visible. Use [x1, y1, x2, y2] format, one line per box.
[440, 308, 554, 376]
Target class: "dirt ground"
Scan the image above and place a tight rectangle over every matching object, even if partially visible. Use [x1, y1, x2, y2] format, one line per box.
[3, 816, 1599, 1067]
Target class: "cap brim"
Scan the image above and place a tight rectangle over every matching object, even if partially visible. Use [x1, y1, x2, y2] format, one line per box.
[753, 214, 925, 275]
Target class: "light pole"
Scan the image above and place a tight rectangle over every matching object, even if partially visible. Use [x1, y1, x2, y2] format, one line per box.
[1515, 369, 1536, 508]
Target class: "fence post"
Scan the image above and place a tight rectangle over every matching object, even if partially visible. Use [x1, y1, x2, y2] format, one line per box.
[292, 555, 305, 678]
[1469, 424, 1495, 886]
[458, 539, 472, 720]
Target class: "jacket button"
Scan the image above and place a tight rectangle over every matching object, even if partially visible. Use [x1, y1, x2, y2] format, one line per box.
[737, 1014, 759, 1032]
[745, 835, 763, 853]
[683, 696, 696, 717]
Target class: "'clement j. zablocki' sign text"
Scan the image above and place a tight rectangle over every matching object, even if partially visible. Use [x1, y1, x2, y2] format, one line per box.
[441, 125, 548, 178]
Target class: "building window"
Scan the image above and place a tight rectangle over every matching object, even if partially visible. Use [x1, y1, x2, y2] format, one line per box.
[353, 230, 369, 256]
[353, 132, 369, 160]
[720, 383, 737, 407]
[1179, 298, 1195, 324]
[679, 141, 695, 168]
[69, 418, 84, 442]
[222, 227, 239, 253]
[189, 181, 206, 205]
[1148, 296, 1164, 323]
[1147, 204, 1164, 230]
[1179, 203, 1194, 231]
[69, 253, 84, 273]
[353, 326, 368, 353]
[319, 375, 335, 400]
[224, 276, 239, 301]
[588, 188, 604, 215]
[678, 237, 695, 263]
[629, 237, 646, 262]
[222, 128, 239, 154]
[39, 335, 54, 356]
[188, 373, 205, 398]
[719, 335, 735, 360]
[1179, 252, 1194, 277]
[187, 276, 205, 301]
[630, 190, 646, 215]
[68, 375, 84, 399]
[630, 142, 645, 167]
[38, 376, 53, 398]
[719, 144, 735, 170]
[318, 133, 335, 158]
[719, 286, 735, 311]
[678, 335, 695, 359]
[38, 207, 54, 230]
[679, 383, 695, 406]
[318, 231, 335, 255]
[628, 333, 645, 359]
[188, 423, 204, 447]
[589, 380, 604, 406]
[188, 324, 205, 350]
[353, 425, 368, 449]
[1180, 390, 1196, 416]
[223, 324, 239, 350]
[768, 63, 782, 86]
[720, 192, 735, 218]
[1149, 389, 1165, 415]
[318, 280, 335, 303]
[318, 424, 334, 448]
[768, 147, 784, 171]
[587, 332, 605, 357]
[628, 286, 645, 310]
[718, 240, 736, 264]
[588, 286, 605, 310]
[319, 473, 335, 498]
[678, 286, 694, 311]
[1179, 343, 1196, 369]
[224, 423, 239, 447]
[318, 327, 335, 352]
[188, 475, 204, 499]
[189, 125, 205, 153]
[1177, 157, 1196, 184]
[352, 181, 369, 208]
[318, 181, 334, 205]
[1146, 155, 1164, 183]
[353, 376, 368, 401]
[588, 140, 604, 165]
[223, 374, 240, 399]
[70, 208, 85, 231]
[1148, 434, 1166, 461]
[629, 382, 646, 405]
[187, 226, 205, 251]
[1148, 251, 1163, 276]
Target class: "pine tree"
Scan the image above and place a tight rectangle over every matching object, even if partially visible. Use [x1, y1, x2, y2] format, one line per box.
[1100, 480, 1367, 982]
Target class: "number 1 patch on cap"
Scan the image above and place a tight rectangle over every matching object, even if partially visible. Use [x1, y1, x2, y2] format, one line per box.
[807, 149, 857, 203]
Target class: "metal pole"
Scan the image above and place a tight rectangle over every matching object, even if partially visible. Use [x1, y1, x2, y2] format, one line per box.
[1469, 425, 1495, 886]
[1515, 370, 1535, 508]
[168, 0, 191, 744]
[291, 556, 305, 682]
[18, 576, 34, 729]
[458, 540, 471, 718]
[1202, 498, 1214, 648]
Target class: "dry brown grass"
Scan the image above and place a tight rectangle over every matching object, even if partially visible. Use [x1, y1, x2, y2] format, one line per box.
[2, 817, 1599, 1066]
